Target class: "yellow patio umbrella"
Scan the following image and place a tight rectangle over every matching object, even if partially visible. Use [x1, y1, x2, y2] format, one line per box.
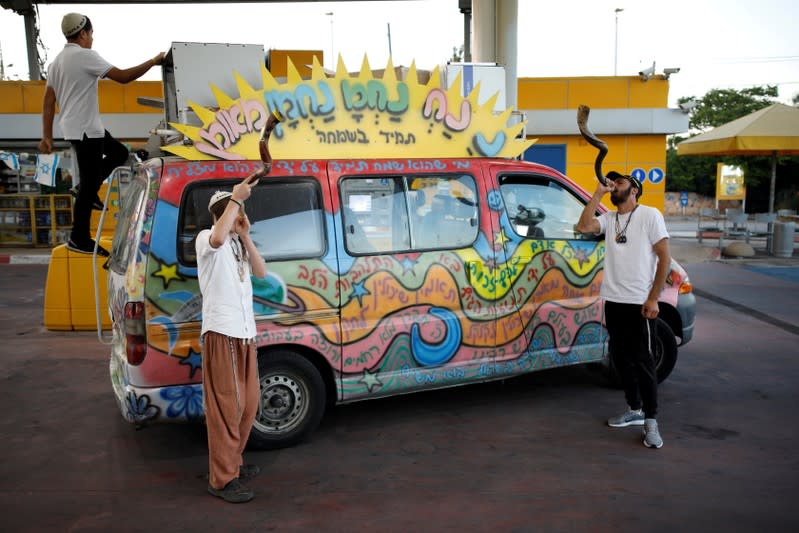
[677, 103, 799, 213]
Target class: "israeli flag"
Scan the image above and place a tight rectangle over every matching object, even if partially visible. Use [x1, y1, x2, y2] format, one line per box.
[35, 153, 60, 187]
[0, 151, 19, 171]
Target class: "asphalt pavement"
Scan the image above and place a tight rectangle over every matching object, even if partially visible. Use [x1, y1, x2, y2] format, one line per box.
[0, 218, 798, 532]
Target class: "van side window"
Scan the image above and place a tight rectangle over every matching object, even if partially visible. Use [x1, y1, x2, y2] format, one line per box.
[499, 175, 586, 240]
[179, 179, 325, 265]
[340, 174, 478, 254]
[248, 181, 326, 260]
[408, 175, 478, 250]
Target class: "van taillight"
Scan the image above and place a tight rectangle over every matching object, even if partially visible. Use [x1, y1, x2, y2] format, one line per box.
[124, 302, 147, 365]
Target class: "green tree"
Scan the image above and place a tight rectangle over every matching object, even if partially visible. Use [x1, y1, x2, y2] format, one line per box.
[666, 86, 780, 206]
[683, 86, 778, 131]
[666, 135, 718, 195]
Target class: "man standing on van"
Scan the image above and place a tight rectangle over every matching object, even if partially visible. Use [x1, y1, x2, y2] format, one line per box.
[576, 171, 670, 449]
[38, 12, 164, 255]
[196, 178, 267, 503]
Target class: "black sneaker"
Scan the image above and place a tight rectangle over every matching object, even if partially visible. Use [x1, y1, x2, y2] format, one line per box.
[239, 464, 261, 481]
[66, 238, 110, 257]
[207, 478, 254, 503]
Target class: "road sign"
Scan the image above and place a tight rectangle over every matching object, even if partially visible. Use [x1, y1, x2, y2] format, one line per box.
[648, 167, 665, 184]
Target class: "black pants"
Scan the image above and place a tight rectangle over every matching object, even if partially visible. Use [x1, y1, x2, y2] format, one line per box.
[605, 300, 658, 419]
[69, 131, 128, 243]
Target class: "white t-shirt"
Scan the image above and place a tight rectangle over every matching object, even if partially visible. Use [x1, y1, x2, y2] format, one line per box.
[597, 205, 669, 305]
[46, 43, 113, 140]
[196, 229, 256, 339]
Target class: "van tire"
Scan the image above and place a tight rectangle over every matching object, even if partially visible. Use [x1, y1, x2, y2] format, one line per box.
[247, 350, 326, 450]
[605, 317, 678, 386]
[653, 318, 678, 383]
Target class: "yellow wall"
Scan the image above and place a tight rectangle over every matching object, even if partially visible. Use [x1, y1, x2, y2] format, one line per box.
[519, 76, 670, 211]
[0, 49, 322, 113]
[269, 49, 323, 78]
[518, 76, 669, 109]
[0, 80, 163, 114]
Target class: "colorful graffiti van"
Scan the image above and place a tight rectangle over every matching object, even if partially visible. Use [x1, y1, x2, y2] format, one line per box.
[106, 155, 695, 449]
[105, 56, 694, 448]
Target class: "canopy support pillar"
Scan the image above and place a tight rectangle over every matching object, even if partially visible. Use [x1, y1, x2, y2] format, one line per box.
[769, 150, 776, 214]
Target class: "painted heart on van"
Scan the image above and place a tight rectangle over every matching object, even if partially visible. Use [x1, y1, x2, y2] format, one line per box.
[473, 131, 506, 157]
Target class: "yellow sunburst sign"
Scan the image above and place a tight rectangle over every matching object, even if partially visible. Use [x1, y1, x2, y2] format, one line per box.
[164, 55, 535, 161]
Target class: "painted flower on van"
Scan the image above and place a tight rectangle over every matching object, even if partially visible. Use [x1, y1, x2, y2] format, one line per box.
[125, 391, 159, 424]
[160, 385, 204, 420]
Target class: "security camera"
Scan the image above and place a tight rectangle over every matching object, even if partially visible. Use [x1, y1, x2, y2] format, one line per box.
[638, 62, 656, 81]
[639, 66, 655, 77]
[678, 99, 698, 113]
[662, 67, 680, 79]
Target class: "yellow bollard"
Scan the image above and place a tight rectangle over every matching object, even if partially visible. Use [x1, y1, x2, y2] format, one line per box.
[44, 238, 112, 331]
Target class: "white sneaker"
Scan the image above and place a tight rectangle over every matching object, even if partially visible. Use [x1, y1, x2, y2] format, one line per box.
[607, 409, 645, 428]
[643, 418, 663, 449]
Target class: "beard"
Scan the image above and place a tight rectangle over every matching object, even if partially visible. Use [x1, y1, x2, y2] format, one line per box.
[610, 186, 632, 206]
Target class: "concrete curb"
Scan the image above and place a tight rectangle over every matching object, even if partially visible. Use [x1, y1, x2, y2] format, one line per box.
[0, 254, 51, 265]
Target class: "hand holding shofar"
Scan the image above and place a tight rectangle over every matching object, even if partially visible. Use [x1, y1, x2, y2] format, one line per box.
[576, 104, 609, 186]
[245, 110, 284, 185]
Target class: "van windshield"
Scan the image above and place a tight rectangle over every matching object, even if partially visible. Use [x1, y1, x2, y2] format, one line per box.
[107, 172, 148, 275]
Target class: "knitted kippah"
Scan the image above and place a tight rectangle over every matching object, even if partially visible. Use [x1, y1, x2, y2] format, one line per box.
[208, 191, 233, 212]
[61, 13, 88, 38]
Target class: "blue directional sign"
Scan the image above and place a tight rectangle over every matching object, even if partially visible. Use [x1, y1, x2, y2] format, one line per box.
[631, 168, 646, 183]
[648, 167, 665, 184]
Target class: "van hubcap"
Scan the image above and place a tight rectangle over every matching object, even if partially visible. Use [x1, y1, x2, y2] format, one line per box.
[255, 372, 308, 434]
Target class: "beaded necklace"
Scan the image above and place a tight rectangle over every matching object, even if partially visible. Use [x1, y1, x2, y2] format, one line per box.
[614, 205, 639, 244]
[230, 237, 246, 282]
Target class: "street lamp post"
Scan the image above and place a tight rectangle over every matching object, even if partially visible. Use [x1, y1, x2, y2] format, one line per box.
[613, 7, 624, 76]
[325, 12, 334, 70]
[614, 8, 624, 76]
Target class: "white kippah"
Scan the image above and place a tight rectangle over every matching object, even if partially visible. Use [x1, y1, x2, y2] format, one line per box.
[61, 13, 88, 38]
[208, 190, 233, 212]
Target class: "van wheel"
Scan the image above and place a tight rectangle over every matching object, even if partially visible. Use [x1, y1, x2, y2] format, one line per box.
[605, 317, 678, 386]
[247, 350, 325, 450]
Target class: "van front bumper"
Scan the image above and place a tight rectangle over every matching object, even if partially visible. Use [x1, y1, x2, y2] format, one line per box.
[676, 291, 696, 345]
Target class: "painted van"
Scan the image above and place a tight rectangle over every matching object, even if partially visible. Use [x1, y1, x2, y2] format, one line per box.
[106, 155, 696, 449]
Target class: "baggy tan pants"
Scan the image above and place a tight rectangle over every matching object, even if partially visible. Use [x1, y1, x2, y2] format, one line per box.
[202, 331, 260, 489]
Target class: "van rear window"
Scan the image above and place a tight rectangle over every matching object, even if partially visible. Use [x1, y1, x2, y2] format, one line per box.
[179, 179, 325, 265]
[108, 171, 148, 274]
